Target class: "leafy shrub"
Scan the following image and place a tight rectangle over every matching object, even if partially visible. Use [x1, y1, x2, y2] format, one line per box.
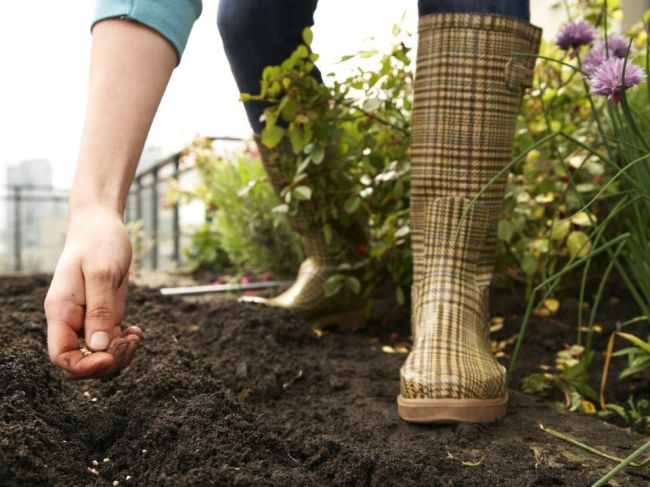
[245, 26, 413, 302]
[168, 138, 303, 277]
[510, 1, 650, 419]
[247, 17, 620, 303]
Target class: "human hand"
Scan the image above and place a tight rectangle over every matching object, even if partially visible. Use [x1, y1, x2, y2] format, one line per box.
[45, 206, 142, 379]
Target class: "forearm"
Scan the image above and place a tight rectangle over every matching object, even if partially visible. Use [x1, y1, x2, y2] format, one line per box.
[70, 19, 176, 215]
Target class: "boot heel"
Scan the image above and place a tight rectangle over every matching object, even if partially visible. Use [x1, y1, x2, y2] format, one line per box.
[310, 308, 367, 333]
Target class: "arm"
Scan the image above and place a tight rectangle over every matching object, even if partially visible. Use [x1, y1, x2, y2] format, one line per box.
[45, 19, 177, 378]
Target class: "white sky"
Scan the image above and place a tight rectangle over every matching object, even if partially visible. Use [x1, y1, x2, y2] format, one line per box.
[0, 1, 420, 189]
[0, 1, 569, 191]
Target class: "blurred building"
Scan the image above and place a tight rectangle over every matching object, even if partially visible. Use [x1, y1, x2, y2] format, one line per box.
[4, 159, 67, 272]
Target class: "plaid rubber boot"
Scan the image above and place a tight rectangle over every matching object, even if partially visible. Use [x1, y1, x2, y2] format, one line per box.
[399, 13, 541, 423]
[240, 136, 366, 331]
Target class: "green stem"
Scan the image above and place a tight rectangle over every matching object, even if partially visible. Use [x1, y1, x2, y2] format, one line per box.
[592, 439, 650, 486]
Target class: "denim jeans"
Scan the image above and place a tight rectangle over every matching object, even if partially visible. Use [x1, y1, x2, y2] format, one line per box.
[218, 1, 530, 133]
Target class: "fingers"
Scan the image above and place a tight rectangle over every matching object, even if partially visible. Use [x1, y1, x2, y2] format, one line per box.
[83, 264, 124, 351]
[46, 255, 143, 379]
[114, 275, 128, 325]
[46, 256, 91, 367]
[121, 327, 143, 368]
[57, 330, 143, 380]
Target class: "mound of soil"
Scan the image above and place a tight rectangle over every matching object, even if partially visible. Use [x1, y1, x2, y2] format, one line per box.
[1, 275, 648, 486]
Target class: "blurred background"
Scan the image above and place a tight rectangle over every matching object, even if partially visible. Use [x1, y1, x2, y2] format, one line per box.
[0, 0, 647, 274]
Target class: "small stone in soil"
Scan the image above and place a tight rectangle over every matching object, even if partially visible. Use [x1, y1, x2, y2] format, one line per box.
[235, 362, 248, 378]
[328, 376, 348, 391]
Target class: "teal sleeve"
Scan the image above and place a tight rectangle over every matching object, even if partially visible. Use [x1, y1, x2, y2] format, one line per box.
[92, 0, 203, 65]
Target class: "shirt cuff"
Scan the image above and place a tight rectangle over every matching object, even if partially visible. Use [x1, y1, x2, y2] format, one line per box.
[92, 0, 202, 65]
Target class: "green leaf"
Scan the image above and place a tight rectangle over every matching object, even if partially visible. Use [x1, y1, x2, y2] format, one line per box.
[296, 157, 311, 175]
[570, 211, 596, 227]
[551, 219, 571, 241]
[343, 196, 361, 214]
[236, 180, 258, 197]
[531, 238, 549, 255]
[617, 332, 650, 354]
[396, 286, 405, 305]
[289, 126, 306, 153]
[302, 27, 313, 46]
[281, 98, 298, 122]
[295, 45, 309, 59]
[324, 274, 345, 297]
[395, 225, 410, 238]
[345, 276, 361, 295]
[363, 98, 381, 112]
[293, 185, 312, 201]
[522, 254, 538, 276]
[497, 220, 514, 243]
[261, 125, 285, 148]
[272, 203, 289, 214]
[311, 145, 325, 164]
[567, 231, 592, 258]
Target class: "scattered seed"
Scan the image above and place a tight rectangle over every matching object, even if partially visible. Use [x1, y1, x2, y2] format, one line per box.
[91, 460, 99, 466]
[142, 449, 147, 454]
[113, 482, 119, 486]
[103, 457, 110, 463]
[489, 316, 504, 333]
[91, 398, 98, 402]
[282, 369, 304, 390]
[79, 340, 93, 357]
[83, 391, 90, 398]
[126, 475, 132, 480]
[87, 467, 99, 475]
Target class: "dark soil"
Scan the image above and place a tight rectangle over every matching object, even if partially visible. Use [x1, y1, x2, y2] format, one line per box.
[1, 274, 649, 486]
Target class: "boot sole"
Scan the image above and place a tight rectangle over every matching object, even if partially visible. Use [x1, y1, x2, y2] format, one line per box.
[240, 297, 367, 333]
[397, 392, 508, 424]
[309, 308, 367, 333]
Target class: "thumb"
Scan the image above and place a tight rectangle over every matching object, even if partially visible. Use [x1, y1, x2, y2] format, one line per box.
[83, 267, 121, 351]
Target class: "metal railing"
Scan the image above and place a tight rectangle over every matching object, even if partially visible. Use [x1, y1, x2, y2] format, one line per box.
[1, 185, 69, 273]
[0, 137, 246, 274]
[125, 136, 244, 271]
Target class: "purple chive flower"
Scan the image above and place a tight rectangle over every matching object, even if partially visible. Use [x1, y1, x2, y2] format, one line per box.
[556, 20, 597, 53]
[583, 44, 607, 76]
[603, 34, 631, 58]
[590, 57, 646, 105]
[583, 35, 632, 76]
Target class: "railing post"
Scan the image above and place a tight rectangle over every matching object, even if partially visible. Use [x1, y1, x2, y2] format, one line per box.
[136, 177, 143, 221]
[135, 177, 143, 266]
[172, 154, 180, 265]
[151, 168, 159, 270]
[13, 186, 22, 272]
[125, 190, 132, 222]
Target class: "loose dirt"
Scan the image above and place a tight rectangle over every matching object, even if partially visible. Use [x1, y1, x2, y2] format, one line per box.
[1, 274, 648, 486]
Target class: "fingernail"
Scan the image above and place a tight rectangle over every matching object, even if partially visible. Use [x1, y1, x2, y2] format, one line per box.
[89, 331, 110, 351]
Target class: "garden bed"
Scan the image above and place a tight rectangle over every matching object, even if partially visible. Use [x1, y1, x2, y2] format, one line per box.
[1, 274, 648, 486]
